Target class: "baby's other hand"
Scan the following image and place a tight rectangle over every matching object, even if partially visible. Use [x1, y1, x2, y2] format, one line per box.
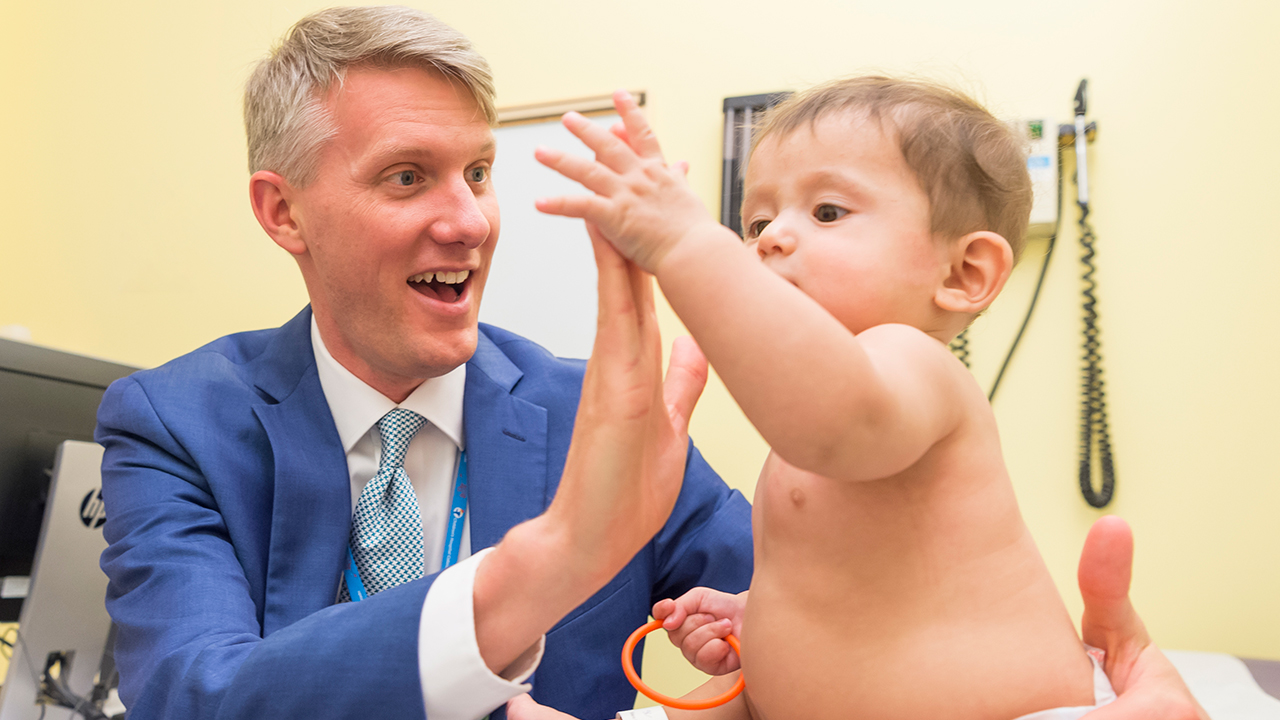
[652, 588, 747, 676]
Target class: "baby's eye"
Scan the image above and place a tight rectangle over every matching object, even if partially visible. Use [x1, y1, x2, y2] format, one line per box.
[390, 170, 418, 187]
[814, 204, 848, 223]
[746, 219, 771, 239]
[468, 166, 489, 183]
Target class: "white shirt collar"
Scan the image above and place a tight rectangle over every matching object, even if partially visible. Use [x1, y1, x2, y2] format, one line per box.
[311, 316, 466, 454]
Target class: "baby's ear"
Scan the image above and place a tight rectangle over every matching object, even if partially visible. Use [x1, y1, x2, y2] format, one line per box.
[935, 231, 1014, 314]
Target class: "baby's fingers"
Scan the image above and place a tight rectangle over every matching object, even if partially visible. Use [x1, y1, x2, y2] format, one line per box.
[535, 146, 620, 197]
[561, 111, 642, 174]
[535, 194, 613, 224]
[613, 90, 664, 162]
[682, 617, 732, 650]
[695, 637, 741, 675]
[653, 598, 679, 623]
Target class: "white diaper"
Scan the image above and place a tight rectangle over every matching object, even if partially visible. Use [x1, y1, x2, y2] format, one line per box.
[618, 646, 1117, 720]
[1013, 645, 1118, 720]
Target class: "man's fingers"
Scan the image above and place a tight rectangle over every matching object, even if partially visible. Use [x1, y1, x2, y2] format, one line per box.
[588, 230, 642, 356]
[663, 336, 709, 436]
[535, 145, 620, 197]
[507, 693, 581, 720]
[613, 90, 664, 161]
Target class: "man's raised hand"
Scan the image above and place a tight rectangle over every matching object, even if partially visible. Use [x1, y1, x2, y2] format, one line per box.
[543, 224, 708, 582]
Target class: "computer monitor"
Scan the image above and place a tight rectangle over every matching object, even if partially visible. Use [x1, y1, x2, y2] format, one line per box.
[0, 338, 136, 623]
[0, 441, 115, 720]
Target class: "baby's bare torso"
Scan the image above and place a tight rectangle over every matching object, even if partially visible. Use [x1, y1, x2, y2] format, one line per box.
[740, 408, 1095, 720]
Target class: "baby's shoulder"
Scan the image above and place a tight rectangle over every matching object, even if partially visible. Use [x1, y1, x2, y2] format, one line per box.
[859, 323, 987, 401]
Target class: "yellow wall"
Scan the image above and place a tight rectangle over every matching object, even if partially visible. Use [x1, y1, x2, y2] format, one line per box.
[3, 0, 1278, 704]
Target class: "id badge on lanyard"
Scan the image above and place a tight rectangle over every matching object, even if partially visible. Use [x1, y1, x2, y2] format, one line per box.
[343, 449, 468, 602]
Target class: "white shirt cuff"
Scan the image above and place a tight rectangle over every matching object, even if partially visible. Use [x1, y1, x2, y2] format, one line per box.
[419, 548, 547, 720]
[617, 708, 670, 720]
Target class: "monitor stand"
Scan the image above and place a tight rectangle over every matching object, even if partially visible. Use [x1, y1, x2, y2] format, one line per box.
[0, 441, 113, 720]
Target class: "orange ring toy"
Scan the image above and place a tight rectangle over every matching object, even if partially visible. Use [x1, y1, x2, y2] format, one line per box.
[622, 619, 746, 710]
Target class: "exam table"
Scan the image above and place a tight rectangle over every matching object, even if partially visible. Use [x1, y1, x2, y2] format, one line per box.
[1167, 651, 1280, 718]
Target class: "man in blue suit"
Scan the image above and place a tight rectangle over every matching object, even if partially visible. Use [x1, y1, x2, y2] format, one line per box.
[97, 6, 1204, 720]
[97, 7, 751, 720]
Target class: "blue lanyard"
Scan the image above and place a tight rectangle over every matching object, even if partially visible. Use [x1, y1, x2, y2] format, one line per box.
[441, 450, 468, 570]
[343, 449, 468, 602]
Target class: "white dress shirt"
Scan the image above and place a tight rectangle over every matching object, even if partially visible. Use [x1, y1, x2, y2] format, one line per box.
[311, 318, 543, 719]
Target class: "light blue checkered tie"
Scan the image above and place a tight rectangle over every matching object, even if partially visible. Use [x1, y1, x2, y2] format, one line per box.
[347, 408, 427, 597]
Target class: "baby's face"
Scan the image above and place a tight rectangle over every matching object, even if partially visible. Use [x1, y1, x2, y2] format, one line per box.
[741, 114, 952, 336]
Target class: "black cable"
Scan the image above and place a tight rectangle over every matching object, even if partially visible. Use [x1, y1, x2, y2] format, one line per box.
[950, 328, 971, 369]
[1077, 201, 1116, 507]
[12, 647, 112, 720]
[987, 142, 1065, 403]
[1, 628, 15, 659]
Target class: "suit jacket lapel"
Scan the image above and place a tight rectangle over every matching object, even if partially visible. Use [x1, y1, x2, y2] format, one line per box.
[465, 332, 551, 553]
[244, 314, 552, 633]
[250, 308, 351, 635]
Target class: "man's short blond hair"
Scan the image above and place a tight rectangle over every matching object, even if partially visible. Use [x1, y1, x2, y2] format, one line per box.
[753, 76, 1032, 260]
[244, 5, 496, 186]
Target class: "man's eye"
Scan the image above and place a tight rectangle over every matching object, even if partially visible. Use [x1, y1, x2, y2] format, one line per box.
[468, 166, 489, 183]
[391, 170, 417, 186]
[814, 204, 848, 223]
[746, 219, 770, 238]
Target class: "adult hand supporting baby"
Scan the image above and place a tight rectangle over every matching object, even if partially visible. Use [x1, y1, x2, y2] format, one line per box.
[1078, 516, 1209, 720]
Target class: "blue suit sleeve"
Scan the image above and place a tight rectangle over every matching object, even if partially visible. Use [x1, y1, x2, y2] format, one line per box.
[649, 441, 754, 608]
[96, 377, 432, 720]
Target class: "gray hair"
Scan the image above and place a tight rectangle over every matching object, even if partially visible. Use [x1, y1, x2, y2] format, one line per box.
[244, 5, 497, 186]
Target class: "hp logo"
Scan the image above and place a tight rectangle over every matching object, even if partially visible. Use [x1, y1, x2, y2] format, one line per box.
[80, 488, 107, 529]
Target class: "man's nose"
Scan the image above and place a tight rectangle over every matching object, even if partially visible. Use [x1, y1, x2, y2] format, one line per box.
[428, 178, 490, 248]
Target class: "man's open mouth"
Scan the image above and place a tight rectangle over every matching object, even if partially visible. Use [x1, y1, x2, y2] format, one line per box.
[409, 270, 470, 303]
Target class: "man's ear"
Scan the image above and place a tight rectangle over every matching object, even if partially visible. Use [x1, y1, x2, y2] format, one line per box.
[935, 231, 1014, 314]
[249, 170, 307, 256]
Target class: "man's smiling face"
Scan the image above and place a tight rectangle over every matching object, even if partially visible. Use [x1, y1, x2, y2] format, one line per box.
[288, 65, 499, 400]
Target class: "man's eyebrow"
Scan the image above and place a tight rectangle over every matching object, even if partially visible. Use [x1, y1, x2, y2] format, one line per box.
[369, 138, 497, 163]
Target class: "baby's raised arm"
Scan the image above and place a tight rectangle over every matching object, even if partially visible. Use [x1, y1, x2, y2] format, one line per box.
[536, 92, 972, 482]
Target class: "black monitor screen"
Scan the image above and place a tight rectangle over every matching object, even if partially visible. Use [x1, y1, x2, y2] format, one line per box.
[0, 338, 137, 622]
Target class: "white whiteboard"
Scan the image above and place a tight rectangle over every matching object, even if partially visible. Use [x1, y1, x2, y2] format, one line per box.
[480, 113, 620, 360]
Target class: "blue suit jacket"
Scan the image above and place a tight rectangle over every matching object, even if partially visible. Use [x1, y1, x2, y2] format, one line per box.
[96, 308, 753, 720]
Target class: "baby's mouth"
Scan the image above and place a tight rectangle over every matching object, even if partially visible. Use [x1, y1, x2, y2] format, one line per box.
[409, 270, 470, 303]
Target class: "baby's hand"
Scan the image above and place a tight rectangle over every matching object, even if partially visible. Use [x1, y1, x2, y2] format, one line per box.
[535, 90, 722, 275]
[652, 588, 748, 676]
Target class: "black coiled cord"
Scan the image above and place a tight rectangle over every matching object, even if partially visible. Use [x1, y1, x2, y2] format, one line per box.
[949, 328, 971, 369]
[1077, 202, 1116, 507]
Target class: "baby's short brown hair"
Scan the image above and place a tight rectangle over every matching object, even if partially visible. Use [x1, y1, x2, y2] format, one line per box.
[753, 76, 1032, 260]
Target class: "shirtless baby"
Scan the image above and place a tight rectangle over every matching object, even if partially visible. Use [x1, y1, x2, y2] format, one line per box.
[533, 77, 1115, 720]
